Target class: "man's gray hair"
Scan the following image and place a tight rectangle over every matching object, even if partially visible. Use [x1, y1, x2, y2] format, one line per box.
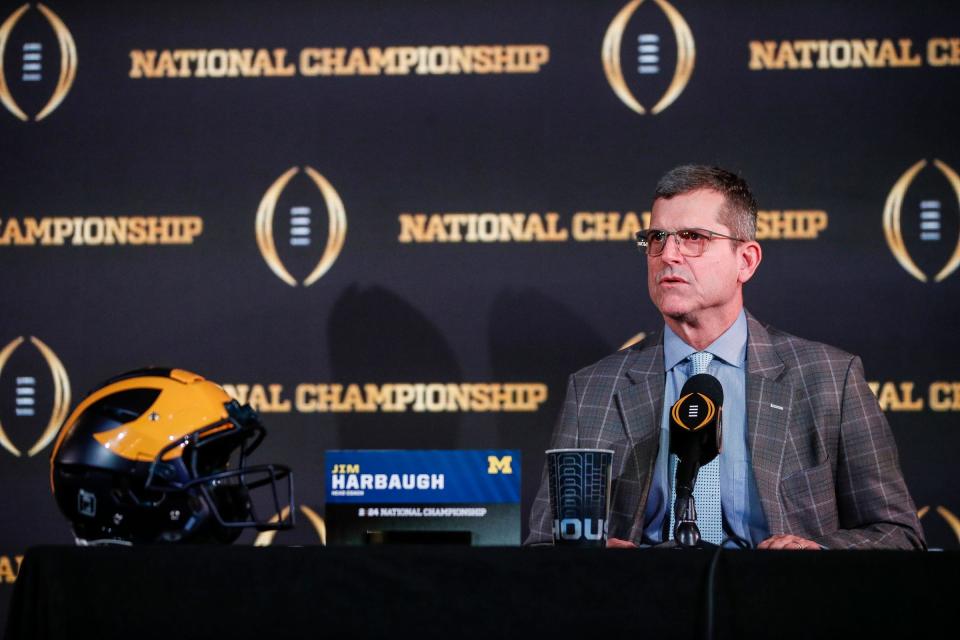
[654, 165, 759, 240]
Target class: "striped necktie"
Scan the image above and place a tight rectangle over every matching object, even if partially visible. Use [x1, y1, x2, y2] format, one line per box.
[668, 351, 723, 544]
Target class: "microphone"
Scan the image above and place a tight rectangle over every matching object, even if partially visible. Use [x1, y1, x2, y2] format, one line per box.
[669, 373, 723, 547]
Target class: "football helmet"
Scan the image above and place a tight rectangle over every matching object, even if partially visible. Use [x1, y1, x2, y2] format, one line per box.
[50, 368, 294, 544]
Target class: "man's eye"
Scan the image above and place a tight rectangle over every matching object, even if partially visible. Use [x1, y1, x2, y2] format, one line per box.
[649, 231, 666, 242]
[680, 230, 703, 241]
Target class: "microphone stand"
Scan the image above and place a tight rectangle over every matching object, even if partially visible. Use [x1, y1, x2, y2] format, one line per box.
[673, 493, 702, 548]
[655, 472, 718, 550]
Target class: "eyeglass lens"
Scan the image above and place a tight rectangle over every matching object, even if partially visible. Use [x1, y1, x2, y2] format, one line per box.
[644, 230, 706, 257]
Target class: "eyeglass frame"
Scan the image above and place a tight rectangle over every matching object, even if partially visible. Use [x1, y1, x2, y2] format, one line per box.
[635, 227, 745, 257]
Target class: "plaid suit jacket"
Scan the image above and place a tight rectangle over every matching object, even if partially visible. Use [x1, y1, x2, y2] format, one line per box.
[526, 311, 925, 549]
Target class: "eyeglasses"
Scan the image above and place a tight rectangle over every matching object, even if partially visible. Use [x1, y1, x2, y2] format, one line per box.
[635, 228, 744, 257]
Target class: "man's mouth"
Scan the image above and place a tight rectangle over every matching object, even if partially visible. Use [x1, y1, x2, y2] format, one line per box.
[658, 275, 688, 285]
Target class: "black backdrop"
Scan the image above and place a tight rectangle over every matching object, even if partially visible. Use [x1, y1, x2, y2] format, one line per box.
[2, 0, 959, 627]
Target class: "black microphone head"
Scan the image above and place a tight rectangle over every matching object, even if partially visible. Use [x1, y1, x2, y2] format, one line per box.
[669, 373, 723, 465]
[679, 373, 723, 406]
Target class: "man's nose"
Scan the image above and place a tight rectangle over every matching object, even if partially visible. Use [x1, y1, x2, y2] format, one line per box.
[659, 233, 684, 263]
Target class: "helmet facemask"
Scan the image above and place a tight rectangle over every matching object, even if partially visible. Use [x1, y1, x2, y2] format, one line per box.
[144, 401, 295, 541]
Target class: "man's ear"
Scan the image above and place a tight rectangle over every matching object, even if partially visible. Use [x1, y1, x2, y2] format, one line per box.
[738, 241, 762, 284]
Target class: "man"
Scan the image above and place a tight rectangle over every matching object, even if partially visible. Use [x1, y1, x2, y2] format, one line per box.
[526, 165, 924, 550]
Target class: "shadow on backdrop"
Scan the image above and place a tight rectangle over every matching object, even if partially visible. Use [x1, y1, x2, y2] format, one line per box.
[488, 288, 612, 537]
[328, 284, 462, 449]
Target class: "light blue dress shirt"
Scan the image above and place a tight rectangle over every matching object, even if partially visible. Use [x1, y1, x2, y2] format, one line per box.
[641, 310, 770, 547]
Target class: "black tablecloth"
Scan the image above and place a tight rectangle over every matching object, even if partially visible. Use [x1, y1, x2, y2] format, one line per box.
[4, 546, 954, 639]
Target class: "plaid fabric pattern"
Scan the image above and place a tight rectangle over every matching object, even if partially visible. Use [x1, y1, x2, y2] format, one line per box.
[525, 312, 925, 550]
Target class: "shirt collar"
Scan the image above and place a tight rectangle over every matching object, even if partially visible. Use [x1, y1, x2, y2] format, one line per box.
[662, 309, 748, 372]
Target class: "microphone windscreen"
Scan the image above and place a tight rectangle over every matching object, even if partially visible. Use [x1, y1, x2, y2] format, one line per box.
[680, 373, 723, 406]
[671, 372, 723, 464]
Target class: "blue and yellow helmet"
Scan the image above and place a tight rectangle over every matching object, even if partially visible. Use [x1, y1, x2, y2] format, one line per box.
[50, 368, 294, 544]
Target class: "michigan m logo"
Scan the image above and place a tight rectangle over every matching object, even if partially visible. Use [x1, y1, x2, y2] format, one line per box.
[487, 455, 513, 474]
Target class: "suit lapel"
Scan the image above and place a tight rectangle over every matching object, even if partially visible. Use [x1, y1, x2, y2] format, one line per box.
[620, 334, 665, 446]
[614, 333, 664, 540]
[744, 313, 794, 535]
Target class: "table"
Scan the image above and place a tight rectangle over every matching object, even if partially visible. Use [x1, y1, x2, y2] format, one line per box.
[4, 546, 954, 639]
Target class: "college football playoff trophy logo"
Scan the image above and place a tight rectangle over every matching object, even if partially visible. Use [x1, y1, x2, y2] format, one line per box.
[602, 0, 694, 115]
[0, 336, 70, 457]
[0, 3, 77, 121]
[253, 505, 326, 545]
[917, 505, 960, 546]
[882, 159, 960, 283]
[619, 332, 647, 350]
[255, 166, 347, 287]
